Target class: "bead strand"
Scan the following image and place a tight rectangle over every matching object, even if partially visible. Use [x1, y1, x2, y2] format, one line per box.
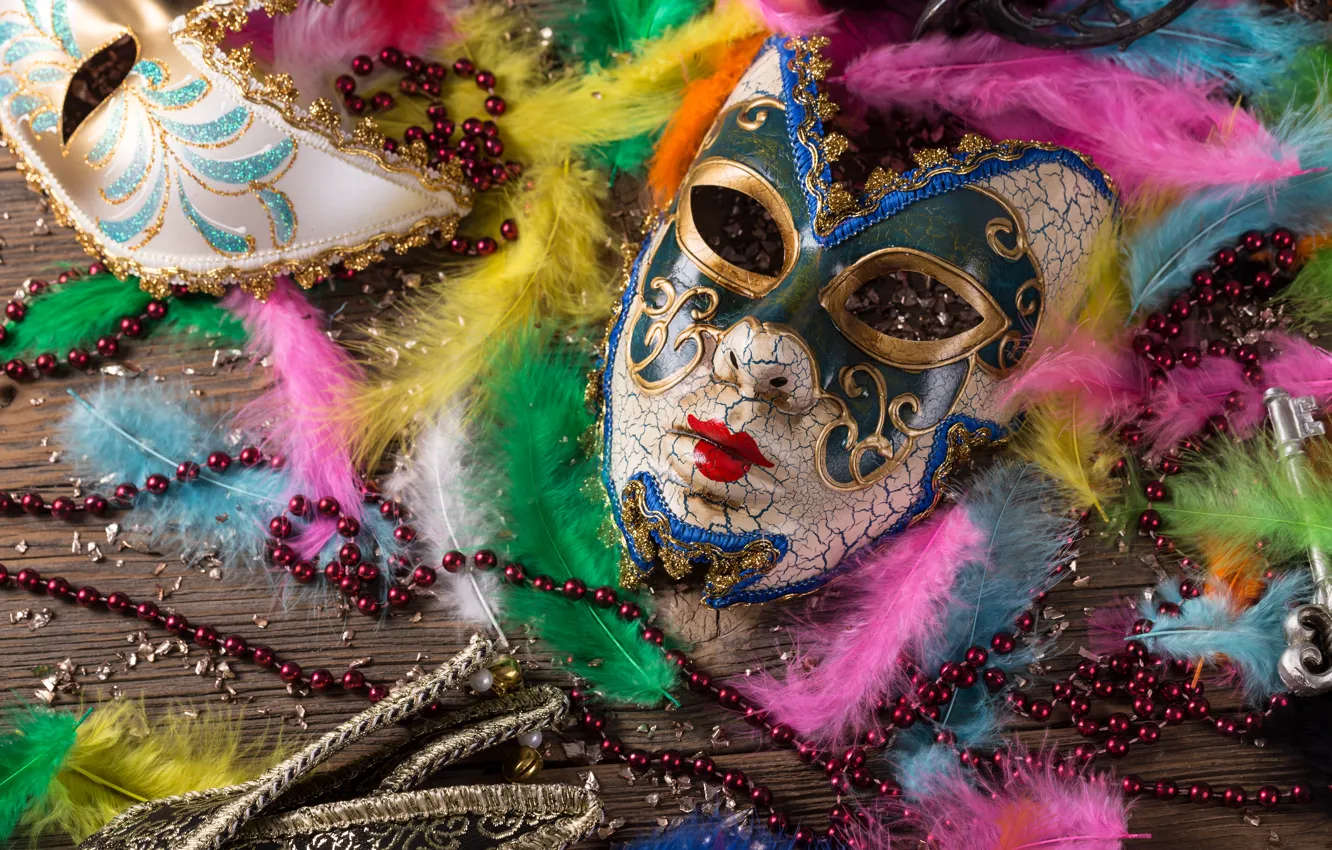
[0, 564, 391, 701]
[1, 264, 177, 382]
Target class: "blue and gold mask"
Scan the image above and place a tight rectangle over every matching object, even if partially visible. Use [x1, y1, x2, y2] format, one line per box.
[602, 37, 1114, 608]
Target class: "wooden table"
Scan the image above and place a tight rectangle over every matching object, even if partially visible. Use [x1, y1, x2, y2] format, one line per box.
[0, 151, 1326, 850]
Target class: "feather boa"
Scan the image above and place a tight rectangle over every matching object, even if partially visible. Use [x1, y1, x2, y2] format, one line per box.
[742, 463, 1075, 742]
[385, 410, 506, 639]
[842, 31, 1304, 200]
[223, 277, 365, 560]
[58, 383, 403, 599]
[347, 4, 765, 469]
[474, 327, 679, 705]
[0, 702, 277, 844]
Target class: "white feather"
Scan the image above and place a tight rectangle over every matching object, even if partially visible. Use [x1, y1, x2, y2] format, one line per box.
[387, 409, 506, 640]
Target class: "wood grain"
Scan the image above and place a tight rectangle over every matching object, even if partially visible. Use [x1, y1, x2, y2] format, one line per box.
[0, 150, 1327, 850]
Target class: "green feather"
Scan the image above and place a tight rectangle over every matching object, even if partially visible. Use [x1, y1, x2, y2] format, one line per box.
[1259, 43, 1332, 120]
[1158, 437, 1332, 565]
[0, 273, 245, 359]
[1275, 247, 1332, 330]
[539, 0, 708, 175]
[476, 326, 679, 706]
[0, 705, 80, 842]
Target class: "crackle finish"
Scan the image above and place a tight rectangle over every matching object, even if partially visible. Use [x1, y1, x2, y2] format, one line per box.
[602, 39, 1115, 607]
[0, 0, 469, 296]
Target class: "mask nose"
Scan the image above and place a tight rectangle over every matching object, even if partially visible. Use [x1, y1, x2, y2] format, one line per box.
[711, 318, 819, 414]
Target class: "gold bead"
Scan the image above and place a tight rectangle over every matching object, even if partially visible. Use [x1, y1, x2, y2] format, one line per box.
[488, 656, 523, 696]
[503, 745, 543, 782]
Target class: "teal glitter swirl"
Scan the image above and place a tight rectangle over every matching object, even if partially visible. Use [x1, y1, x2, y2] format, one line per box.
[99, 168, 167, 245]
[259, 188, 296, 247]
[9, 94, 41, 117]
[182, 138, 293, 185]
[0, 75, 18, 98]
[179, 182, 252, 255]
[159, 107, 249, 146]
[5, 38, 54, 64]
[142, 77, 209, 109]
[103, 128, 151, 204]
[133, 60, 165, 88]
[30, 108, 55, 133]
[0, 21, 29, 45]
[23, 0, 47, 35]
[26, 65, 66, 84]
[51, 0, 77, 59]
[88, 97, 124, 165]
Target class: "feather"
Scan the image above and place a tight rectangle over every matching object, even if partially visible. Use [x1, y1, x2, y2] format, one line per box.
[1158, 435, 1332, 565]
[1126, 111, 1332, 314]
[57, 383, 401, 600]
[1277, 247, 1332, 329]
[618, 815, 800, 850]
[742, 0, 837, 36]
[742, 463, 1074, 743]
[1014, 402, 1123, 520]
[222, 277, 365, 561]
[1259, 44, 1332, 119]
[741, 507, 985, 741]
[1129, 574, 1308, 700]
[13, 702, 279, 844]
[1139, 333, 1332, 452]
[647, 34, 768, 207]
[843, 32, 1305, 200]
[0, 273, 244, 359]
[539, 0, 709, 70]
[905, 756, 1138, 850]
[384, 409, 507, 641]
[255, 0, 458, 103]
[348, 5, 765, 469]
[0, 705, 78, 843]
[1099, 0, 1326, 97]
[475, 326, 679, 706]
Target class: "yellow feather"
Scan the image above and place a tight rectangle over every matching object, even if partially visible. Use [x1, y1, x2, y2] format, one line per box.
[1015, 402, 1122, 520]
[1074, 220, 1128, 342]
[347, 5, 766, 466]
[20, 702, 281, 844]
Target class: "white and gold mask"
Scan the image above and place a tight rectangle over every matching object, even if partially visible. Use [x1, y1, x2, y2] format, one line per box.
[0, 0, 470, 297]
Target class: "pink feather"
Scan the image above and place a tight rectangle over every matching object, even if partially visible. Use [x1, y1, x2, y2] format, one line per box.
[739, 507, 984, 741]
[1003, 339, 1145, 423]
[841, 33, 1304, 199]
[916, 759, 1141, 850]
[737, 0, 840, 36]
[243, 0, 458, 103]
[1141, 333, 1332, 452]
[222, 277, 366, 559]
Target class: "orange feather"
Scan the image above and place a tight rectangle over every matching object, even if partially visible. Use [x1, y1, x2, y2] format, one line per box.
[646, 34, 767, 207]
[1199, 536, 1267, 608]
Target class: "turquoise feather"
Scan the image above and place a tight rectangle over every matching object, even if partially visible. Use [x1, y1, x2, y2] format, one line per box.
[0, 706, 80, 842]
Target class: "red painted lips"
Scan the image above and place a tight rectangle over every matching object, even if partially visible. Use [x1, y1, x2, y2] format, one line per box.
[687, 414, 774, 483]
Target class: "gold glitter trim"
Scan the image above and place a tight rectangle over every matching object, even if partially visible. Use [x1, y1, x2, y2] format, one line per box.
[177, 0, 468, 197]
[784, 37, 1113, 239]
[619, 478, 778, 602]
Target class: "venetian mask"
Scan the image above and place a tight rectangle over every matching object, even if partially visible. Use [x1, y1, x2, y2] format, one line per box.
[601, 37, 1116, 608]
[0, 0, 469, 297]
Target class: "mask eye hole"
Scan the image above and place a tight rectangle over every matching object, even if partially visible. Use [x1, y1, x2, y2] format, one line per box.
[677, 158, 797, 299]
[62, 33, 139, 144]
[688, 185, 786, 278]
[820, 249, 1010, 372]
[845, 267, 986, 343]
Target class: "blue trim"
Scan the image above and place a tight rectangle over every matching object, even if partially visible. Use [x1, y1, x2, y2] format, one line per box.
[776, 39, 1115, 249]
[707, 413, 1008, 607]
[600, 235, 656, 572]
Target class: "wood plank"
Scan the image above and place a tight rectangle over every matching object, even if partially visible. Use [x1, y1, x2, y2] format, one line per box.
[0, 149, 1324, 850]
